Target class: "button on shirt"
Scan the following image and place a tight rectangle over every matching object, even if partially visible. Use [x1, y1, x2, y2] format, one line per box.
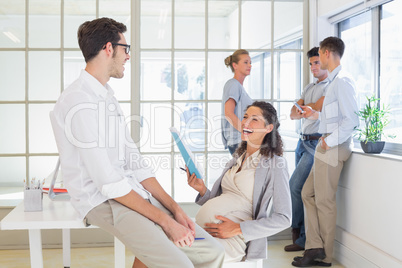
[52, 70, 154, 220]
[318, 65, 359, 147]
[300, 78, 329, 135]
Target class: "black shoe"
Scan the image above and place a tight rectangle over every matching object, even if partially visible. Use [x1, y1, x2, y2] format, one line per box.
[316, 262, 332, 267]
[293, 257, 332, 267]
[291, 248, 326, 267]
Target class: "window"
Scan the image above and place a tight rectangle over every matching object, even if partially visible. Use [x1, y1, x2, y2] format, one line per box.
[338, 0, 402, 154]
[0, 0, 130, 187]
[139, 0, 304, 202]
[338, 11, 372, 109]
[380, 1, 402, 145]
[0, 0, 305, 201]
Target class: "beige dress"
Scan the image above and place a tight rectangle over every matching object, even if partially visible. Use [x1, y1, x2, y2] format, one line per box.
[195, 150, 261, 262]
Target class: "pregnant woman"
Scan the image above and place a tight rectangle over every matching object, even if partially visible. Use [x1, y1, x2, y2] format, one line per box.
[187, 101, 292, 262]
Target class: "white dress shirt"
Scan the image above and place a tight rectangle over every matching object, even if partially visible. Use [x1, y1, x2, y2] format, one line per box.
[52, 70, 154, 220]
[318, 65, 359, 147]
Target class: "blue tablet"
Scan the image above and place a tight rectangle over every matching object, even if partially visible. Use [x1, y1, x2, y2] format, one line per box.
[170, 127, 203, 179]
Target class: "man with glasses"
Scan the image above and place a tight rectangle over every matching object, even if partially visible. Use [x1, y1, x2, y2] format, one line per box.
[51, 17, 224, 268]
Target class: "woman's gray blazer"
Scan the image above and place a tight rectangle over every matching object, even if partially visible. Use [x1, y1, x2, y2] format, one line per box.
[195, 154, 292, 260]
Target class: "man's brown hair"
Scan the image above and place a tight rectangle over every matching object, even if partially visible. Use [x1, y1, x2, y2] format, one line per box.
[319, 36, 345, 58]
[77, 17, 127, 62]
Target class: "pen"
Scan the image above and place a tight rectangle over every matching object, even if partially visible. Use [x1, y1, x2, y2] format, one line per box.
[195, 237, 205, 240]
[180, 167, 186, 172]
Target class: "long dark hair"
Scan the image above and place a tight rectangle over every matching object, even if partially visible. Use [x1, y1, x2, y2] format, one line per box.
[234, 101, 283, 158]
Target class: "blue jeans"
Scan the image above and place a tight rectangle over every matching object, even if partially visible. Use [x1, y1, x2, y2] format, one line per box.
[290, 136, 319, 247]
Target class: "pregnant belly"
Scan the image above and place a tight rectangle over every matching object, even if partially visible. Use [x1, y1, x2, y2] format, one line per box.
[195, 194, 252, 228]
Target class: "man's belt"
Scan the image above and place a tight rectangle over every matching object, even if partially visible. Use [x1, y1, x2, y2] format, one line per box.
[300, 134, 321, 141]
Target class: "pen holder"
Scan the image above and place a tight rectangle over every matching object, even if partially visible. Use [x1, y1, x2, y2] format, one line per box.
[24, 188, 43, 212]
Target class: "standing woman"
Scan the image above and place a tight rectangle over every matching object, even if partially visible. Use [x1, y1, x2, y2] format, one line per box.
[221, 49, 254, 155]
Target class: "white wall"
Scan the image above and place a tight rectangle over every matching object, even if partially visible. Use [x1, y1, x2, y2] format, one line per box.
[335, 152, 402, 267]
[314, 0, 365, 44]
[317, 0, 362, 18]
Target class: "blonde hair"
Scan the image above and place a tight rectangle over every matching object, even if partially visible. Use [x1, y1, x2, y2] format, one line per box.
[224, 49, 249, 73]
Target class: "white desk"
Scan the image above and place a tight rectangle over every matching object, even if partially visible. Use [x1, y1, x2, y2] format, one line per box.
[0, 196, 126, 268]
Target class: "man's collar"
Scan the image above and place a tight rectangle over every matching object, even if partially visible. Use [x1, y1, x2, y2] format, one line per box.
[80, 70, 111, 99]
[328, 65, 342, 82]
[314, 76, 330, 85]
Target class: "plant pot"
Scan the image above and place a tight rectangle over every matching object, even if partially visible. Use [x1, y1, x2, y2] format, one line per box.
[360, 141, 385, 154]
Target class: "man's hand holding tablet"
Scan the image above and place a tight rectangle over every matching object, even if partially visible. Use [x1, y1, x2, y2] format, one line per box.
[294, 102, 305, 114]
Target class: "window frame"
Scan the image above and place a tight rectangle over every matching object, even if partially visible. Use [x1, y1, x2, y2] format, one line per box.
[135, 0, 306, 201]
[333, 1, 402, 156]
[0, 0, 308, 194]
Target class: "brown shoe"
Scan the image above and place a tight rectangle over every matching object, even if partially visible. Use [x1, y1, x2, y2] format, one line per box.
[284, 243, 305, 252]
[291, 248, 326, 267]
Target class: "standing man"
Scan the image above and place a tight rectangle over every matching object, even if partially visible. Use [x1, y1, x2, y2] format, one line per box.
[284, 47, 328, 252]
[292, 37, 359, 267]
[51, 17, 224, 268]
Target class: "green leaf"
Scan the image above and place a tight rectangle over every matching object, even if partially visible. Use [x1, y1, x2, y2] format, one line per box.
[355, 94, 396, 142]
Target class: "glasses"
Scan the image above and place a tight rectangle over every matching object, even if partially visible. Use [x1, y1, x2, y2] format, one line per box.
[111, 43, 130, 54]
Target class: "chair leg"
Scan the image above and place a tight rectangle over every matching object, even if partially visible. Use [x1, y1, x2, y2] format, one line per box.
[114, 237, 126, 268]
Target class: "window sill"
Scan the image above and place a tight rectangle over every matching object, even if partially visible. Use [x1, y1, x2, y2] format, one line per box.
[352, 148, 402, 162]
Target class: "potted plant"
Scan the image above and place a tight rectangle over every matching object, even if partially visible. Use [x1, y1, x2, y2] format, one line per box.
[354, 95, 395, 153]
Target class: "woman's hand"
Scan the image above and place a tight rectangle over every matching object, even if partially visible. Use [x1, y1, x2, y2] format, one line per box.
[186, 167, 207, 196]
[204, 215, 242, 239]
